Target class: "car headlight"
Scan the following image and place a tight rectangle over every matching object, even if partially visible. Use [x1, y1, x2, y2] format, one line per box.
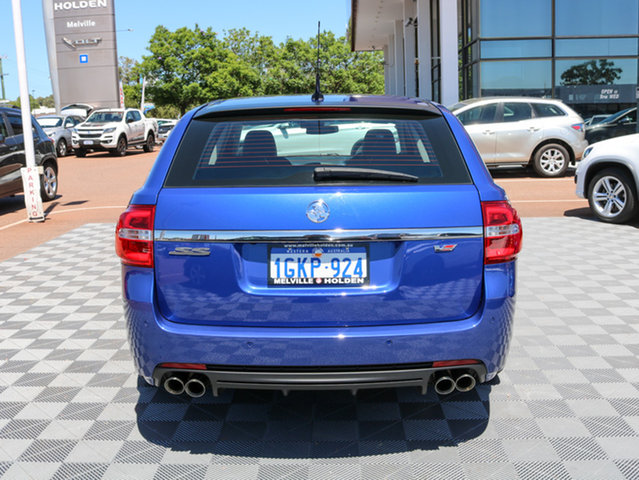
[582, 146, 593, 160]
[72, 128, 78, 134]
[103, 127, 116, 134]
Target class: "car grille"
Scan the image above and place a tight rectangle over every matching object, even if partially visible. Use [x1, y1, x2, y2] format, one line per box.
[77, 132, 101, 138]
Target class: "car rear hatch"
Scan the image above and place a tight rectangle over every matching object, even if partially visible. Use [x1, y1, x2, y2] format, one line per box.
[152, 106, 485, 328]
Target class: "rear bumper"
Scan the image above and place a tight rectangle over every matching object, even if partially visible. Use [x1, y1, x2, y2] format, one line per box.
[153, 363, 488, 396]
[123, 262, 516, 387]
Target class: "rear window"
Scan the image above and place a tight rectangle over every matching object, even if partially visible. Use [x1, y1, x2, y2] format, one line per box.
[532, 103, 566, 118]
[165, 113, 471, 187]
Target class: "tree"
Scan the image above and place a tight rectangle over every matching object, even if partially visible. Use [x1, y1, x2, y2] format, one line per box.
[560, 59, 622, 86]
[140, 25, 231, 115]
[138, 26, 385, 115]
[119, 56, 143, 108]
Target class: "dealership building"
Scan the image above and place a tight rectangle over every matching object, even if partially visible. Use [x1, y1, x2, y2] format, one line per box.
[351, 0, 639, 117]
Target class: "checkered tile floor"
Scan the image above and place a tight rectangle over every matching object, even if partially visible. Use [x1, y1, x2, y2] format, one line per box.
[1, 218, 638, 480]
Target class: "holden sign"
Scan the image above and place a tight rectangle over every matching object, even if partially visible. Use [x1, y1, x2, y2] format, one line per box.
[42, 0, 119, 110]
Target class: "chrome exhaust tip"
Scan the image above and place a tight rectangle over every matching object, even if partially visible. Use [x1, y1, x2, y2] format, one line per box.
[434, 375, 456, 395]
[184, 377, 206, 398]
[164, 376, 185, 395]
[455, 373, 476, 392]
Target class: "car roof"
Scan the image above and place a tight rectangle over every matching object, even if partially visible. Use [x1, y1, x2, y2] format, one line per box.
[195, 94, 442, 118]
[451, 96, 565, 110]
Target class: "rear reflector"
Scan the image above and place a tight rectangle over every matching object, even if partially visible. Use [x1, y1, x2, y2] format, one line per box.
[482, 201, 523, 264]
[159, 363, 207, 370]
[432, 359, 480, 368]
[115, 205, 155, 267]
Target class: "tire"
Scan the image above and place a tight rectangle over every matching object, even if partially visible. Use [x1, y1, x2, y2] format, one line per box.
[532, 143, 569, 177]
[75, 148, 87, 158]
[40, 162, 58, 202]
[143, 133, 155, 153]
[56, 138, 68, 157]
[587, 168, 637, 224]
[111, 136, 127, 156]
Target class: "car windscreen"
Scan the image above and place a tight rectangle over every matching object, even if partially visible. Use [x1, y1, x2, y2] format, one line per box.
[165, 113, 471, 187]
[37, 117, 63, 128]
[85, 112, 123, 123]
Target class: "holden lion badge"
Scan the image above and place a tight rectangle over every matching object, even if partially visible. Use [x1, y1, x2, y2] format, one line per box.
[306, 200, 330, 223]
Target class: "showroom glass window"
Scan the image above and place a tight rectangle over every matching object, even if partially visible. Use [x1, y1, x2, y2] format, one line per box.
[480, 0, 551, 38]
[555, 0, 638, 36]
[480, 61, 552, 97]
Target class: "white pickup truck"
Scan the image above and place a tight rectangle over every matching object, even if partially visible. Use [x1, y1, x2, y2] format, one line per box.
[71, 108, 158, 157]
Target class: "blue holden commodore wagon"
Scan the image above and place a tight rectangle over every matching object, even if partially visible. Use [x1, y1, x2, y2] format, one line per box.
[116, 95, 522, 399]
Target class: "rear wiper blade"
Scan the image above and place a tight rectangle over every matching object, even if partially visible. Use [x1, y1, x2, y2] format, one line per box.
[313, 167, 418, 183]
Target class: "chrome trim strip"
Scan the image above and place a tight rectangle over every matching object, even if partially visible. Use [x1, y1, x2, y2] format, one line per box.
[154, 227, 483, 243]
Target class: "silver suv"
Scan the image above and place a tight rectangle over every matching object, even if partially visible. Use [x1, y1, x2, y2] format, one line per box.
[451, 98, 588, 177]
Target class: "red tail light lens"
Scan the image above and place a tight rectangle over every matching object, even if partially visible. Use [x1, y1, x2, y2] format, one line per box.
[115, 205, 155, 267]
[482, 201, 522, 264]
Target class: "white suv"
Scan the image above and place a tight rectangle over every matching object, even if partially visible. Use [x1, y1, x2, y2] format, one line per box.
[451, 98, 588, 177]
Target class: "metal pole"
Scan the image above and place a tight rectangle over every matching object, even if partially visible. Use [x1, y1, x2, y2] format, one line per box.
[12, 0, 45, 222]
[140, 76, 145, 111]
[0, 56, 7, 100]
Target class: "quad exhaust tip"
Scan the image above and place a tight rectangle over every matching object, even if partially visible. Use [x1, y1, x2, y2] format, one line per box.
[184, 377, 206, 398]
[433, 375, 456, 395]
[455, 373, 476, 392]
[433, 370, 477, 395]
[164, 376, 185, 395]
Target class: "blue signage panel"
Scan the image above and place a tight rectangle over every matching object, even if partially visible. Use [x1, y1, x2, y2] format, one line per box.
[79, 54, 88, 64]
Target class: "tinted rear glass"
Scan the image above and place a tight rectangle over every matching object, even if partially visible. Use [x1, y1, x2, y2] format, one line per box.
[165, 113, 471, 187]
[532, 103, 566, 117]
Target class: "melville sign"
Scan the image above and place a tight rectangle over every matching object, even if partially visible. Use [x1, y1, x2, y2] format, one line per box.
[42, 0, 119, 110]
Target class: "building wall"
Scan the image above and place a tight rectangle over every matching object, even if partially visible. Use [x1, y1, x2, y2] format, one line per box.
[460, 0, 639, 117]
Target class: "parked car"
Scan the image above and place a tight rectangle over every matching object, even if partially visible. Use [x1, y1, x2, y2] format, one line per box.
[585, 107, 636, 144]
[116, 95, 523, 398]
[71, 108, 158, 157]
[60, 103, 93, 118]
[584, 114, 610, 126]
[575, 133, 639, 223]
[36, 113, 83, 157]
[0, 106, 58, 201]
[450, 97, 588, 177]
[156, 119, 177, 143]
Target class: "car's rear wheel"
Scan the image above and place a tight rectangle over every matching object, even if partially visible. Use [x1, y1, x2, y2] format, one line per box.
[75, 148, 87, 158]
[56, 138, 67, 157]
[143, 133, 155, 152]
[532, 143, 569, 177]
[40, 162, 58, 201]
[111, 136, 127, 156]
[588, 168, 637, 223]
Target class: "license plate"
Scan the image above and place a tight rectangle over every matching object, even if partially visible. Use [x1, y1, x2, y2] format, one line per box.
[268, 244, 369, 287]
[83, 140, 94, 145]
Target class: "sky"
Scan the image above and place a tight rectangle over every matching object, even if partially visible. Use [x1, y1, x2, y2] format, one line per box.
[0, 0, 352, 101]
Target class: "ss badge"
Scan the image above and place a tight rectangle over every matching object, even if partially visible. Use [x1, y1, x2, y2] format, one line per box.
[168, 247, 211, 256]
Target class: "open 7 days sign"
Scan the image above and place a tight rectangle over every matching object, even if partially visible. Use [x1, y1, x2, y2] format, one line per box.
[20, 167, 45, 222]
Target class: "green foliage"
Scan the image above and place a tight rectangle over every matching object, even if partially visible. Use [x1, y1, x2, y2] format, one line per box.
[560, 59, 622, 86]
[147, 104, 181, 119]
[135, 26, 384, 115]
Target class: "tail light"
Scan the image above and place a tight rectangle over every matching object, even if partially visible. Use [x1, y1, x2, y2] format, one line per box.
[482, 201, 522, 264]
[571, 123, 584, 132]
[115, 205, 155, 267]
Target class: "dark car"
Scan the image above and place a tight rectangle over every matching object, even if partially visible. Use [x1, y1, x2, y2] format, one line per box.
[585, 107, 636, 144]
[116, 94, 522, 399]
[0, 107, 58, 201]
